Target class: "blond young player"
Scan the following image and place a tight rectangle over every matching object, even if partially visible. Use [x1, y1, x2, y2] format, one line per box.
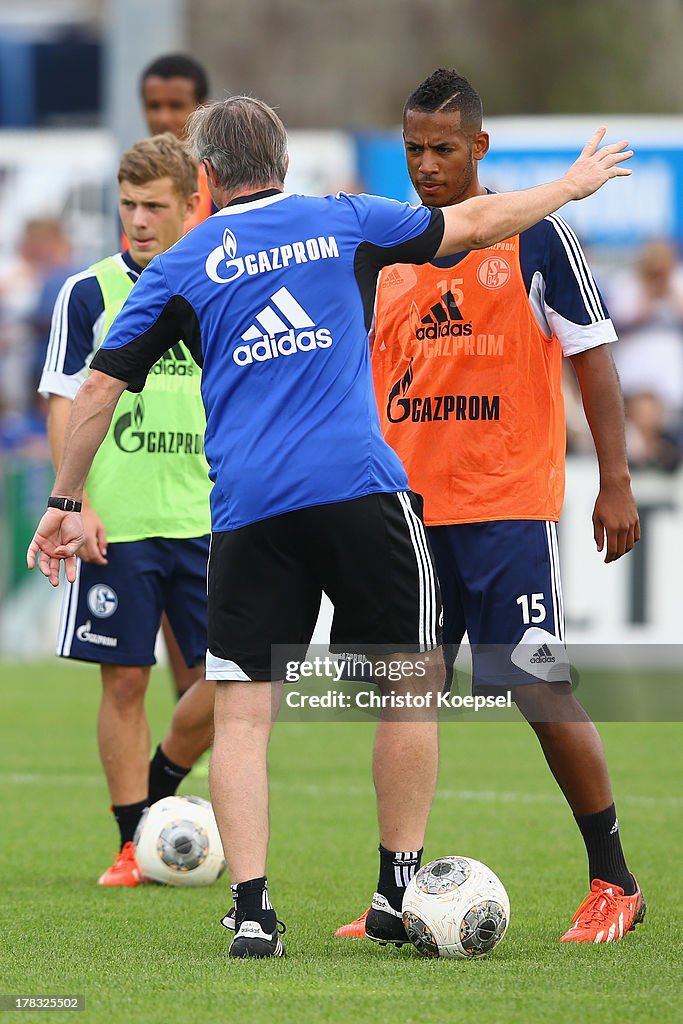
[40, 135, 213, 884]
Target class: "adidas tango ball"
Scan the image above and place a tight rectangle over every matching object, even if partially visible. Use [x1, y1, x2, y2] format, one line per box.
[134, 796, 226, 887]
[402, 856, 509, 959]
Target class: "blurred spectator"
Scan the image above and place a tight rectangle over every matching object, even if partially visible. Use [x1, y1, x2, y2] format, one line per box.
[29, 226, 77, 389]
[623, 392, 681, 472]
[0, 218, 75, 413]
[0, 392, 49, 460]
[608, 241, 683, 426]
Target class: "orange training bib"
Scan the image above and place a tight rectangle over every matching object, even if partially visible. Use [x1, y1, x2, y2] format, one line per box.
[372, 236, 566, 525]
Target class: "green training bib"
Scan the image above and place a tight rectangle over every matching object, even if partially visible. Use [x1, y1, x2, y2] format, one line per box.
[85, 255, 211, 542]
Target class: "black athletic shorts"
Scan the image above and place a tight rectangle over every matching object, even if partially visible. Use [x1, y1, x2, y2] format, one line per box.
[206, 491, 442, 681]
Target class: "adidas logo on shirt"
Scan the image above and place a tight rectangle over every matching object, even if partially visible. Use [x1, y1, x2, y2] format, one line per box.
[530, 644, 556, 664]
[382, 266, 404, 288]
[233, 287, 333, 366]
[150, 343, 195, 377]
[411, 290, 473, 340]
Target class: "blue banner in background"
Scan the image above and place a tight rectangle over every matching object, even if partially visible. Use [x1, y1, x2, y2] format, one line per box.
[354, 127, 683, 248]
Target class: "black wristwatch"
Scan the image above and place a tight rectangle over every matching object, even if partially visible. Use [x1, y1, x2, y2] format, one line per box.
[47, 496, 82, 513]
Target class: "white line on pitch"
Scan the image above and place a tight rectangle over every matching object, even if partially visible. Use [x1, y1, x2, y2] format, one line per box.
[2, 773, 681, 809]
[270, 781, 683, 808]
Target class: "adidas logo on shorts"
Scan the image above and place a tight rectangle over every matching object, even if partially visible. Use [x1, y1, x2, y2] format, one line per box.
[530, 643, 556, 664]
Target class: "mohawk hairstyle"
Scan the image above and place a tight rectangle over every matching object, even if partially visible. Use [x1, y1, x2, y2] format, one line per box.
[404, 69, 483, 130]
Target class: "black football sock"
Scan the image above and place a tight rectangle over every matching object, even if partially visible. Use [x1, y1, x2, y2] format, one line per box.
[148, 744, 192, 805]
[231, 876, 277, 932]
[574, 803, 635, 895]
[377, 845, 423, 912]
[112, 799, 148, 850]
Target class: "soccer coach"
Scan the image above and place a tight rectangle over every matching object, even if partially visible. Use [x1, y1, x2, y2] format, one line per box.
[27, 96, 632, 958]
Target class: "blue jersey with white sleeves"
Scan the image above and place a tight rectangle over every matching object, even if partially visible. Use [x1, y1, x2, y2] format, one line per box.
[39, 251, 140, 400]
[92, 190, 444, 531]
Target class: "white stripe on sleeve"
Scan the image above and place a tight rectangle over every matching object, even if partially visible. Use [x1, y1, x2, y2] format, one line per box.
[546, 215, 604, 323]
[45, 269, 96, 375]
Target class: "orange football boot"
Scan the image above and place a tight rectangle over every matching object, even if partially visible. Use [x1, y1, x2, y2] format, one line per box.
[560, 877, 645, 943]
[335, 908, 369, 939]
[97, 841, 142, 887]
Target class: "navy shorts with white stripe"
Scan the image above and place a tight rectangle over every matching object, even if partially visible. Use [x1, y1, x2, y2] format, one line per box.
[427, 519, 568, 691]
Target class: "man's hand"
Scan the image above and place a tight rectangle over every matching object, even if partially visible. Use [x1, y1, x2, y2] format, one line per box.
[26, 509, 85, 586]
[81, 504, 108, 564]
[438, 129, 635, 257]
[592, 478, 641, 563]
[563, 128, 633, 201]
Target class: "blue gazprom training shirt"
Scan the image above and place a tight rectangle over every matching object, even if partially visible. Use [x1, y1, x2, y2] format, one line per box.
[92, 190, 444, 531]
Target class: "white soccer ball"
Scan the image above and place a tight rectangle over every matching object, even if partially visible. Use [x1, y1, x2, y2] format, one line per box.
[402, 856, 510, 959]
[134, 795, 225, 887]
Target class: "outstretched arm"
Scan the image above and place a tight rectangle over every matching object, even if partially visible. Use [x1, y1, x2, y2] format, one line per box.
[569, 344, 640, 563]
[27, 371, 128, 585]
[437, 129, 632, 256]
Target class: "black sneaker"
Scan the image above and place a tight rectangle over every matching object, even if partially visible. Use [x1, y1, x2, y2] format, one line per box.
[365, 892, 409, 947]
[229, 919, 286, 959]
[220, 907, 236, 931]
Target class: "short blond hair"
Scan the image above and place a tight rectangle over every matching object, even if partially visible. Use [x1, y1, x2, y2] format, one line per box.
[118, 133, 198, 199]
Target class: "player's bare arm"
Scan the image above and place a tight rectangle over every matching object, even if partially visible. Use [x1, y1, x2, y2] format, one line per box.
[569, 344, 640, 563]
[436, 129, 632, 256]
[47, 394, 108, 565]
[27, 370, 129, 586]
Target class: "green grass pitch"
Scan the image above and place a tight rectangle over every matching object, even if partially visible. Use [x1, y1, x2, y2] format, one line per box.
[1, 660, 680, 1023]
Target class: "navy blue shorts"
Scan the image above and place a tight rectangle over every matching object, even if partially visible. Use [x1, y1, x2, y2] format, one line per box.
[56, 536, 209, 667]
[427, 520, 569, 689]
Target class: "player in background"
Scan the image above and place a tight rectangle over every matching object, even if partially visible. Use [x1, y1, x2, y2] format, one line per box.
[336, 69, 644, 945]
[140, 53, 214, 228]
[27, 95, 632, 957]
[39, 134, 214, 886]
[136, 53, 215, 698]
